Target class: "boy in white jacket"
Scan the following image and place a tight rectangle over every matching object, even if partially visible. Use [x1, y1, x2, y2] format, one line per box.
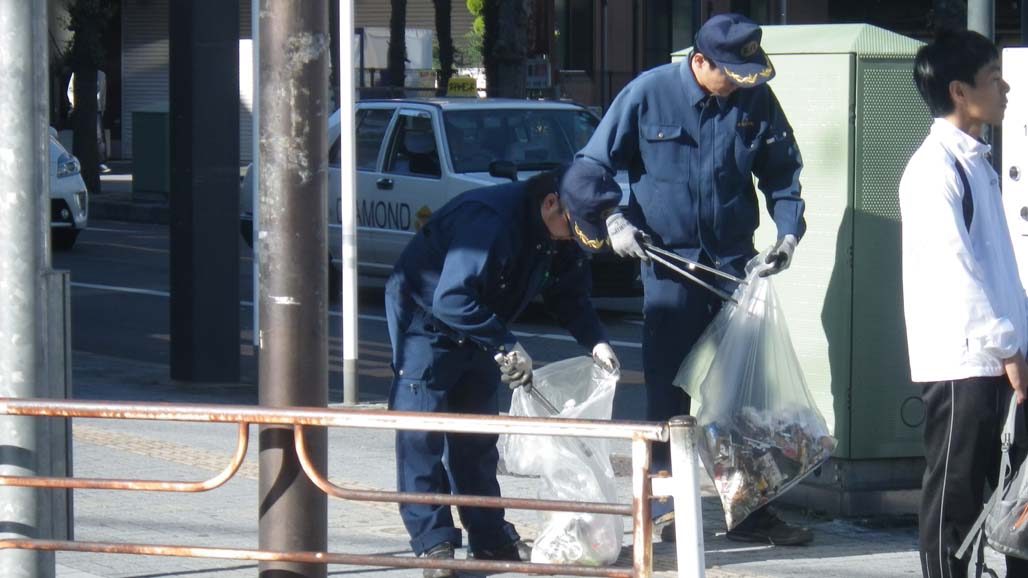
[899, 29, 1027, 578]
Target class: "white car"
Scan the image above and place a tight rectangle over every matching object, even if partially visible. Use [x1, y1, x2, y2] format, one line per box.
[48, 128, 89, 250]
[240, 98, 637, 295]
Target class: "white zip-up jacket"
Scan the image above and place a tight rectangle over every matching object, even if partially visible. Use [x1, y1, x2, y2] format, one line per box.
[899, 118, 1028, 383]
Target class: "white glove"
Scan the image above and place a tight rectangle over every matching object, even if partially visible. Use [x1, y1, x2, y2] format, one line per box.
[592, 342, 620, 374]
[760, 234, 797, 277]
[494, 343, 534, 390]
[605, 213, 650, 261]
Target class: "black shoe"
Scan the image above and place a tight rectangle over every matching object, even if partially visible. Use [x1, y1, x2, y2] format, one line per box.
[725, 508, 813, 546]
[469, 539, 532, 562]
[654, 512, 677, 543]
[421, 541, 457, 578]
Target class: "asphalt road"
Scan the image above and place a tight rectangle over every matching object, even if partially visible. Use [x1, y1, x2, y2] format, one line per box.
[53, 220, 654, 419]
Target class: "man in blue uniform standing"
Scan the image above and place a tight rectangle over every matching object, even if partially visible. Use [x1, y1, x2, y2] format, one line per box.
[386, 163, 623, 577]
[577, 13, 810, 545]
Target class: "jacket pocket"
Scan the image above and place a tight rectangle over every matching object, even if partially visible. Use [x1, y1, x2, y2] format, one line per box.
[640, 123, 687, 182]
[733, 131, 760, 174]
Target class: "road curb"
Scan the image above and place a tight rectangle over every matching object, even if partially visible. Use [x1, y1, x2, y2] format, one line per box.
[90, 198, 169, 225]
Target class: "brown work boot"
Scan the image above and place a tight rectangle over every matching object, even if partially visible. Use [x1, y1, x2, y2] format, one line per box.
[725, 507, 813, 546]
[421, 541, 457, 578]
[469, 539, 532, 562]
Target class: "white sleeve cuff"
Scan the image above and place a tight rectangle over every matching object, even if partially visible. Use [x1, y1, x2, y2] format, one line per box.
[968, 317, 1019, 361]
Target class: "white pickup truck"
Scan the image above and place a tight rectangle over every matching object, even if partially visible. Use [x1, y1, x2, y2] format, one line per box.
[240, 98, 638, 296]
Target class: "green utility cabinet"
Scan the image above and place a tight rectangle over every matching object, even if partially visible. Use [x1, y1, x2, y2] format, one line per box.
[673, 24, 931, 516]
[132, 109, 171, 196]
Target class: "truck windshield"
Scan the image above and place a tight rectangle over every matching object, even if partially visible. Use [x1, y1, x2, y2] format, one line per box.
[443, 108, 599, 173]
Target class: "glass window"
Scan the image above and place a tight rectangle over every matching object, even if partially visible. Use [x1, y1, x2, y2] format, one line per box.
[348, 108, 394, 170]
[385, 113, 441, 178]
[442, 108, 600, 174]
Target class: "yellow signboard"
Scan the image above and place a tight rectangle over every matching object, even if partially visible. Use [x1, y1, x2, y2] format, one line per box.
[447, 77, 478, 97]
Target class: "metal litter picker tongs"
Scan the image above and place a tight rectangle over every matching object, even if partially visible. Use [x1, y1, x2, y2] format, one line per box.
[640, 240, 746, 303]
[496, 352, 597, 458]
[526, 385, 595, 458]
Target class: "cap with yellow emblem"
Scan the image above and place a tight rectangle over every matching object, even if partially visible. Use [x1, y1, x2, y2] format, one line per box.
[695, 13, 775, 87]
[559, 160, 623, 254]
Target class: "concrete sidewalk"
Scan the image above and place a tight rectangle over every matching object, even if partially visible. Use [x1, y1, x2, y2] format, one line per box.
[89, 161, 170, 225]
[44, 350, 1009, 578]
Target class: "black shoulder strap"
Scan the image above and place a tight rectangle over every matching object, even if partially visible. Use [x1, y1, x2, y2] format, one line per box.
[955, 160, 973, 232]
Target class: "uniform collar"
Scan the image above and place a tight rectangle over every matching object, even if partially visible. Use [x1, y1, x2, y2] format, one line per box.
[679, 55, 709, 108]
[933, 117, 991, 160]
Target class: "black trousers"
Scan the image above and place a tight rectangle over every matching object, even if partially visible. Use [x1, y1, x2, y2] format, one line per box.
[920, 377, 1028, 578]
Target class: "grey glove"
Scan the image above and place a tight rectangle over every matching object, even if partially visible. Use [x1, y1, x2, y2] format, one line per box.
[493, 343, 534, 390]
[605, 213, 650, 261]
[760, 235, 798, 277]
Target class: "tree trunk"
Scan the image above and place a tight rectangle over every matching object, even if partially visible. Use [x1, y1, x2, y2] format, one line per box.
[387, 0, 408, 89]
[434, 0, 455, 96]
[484, 0, 528, 98]
[71, 16, 101, 196]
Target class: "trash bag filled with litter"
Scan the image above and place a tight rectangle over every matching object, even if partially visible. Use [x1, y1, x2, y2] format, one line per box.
[674, 256, 836, 529]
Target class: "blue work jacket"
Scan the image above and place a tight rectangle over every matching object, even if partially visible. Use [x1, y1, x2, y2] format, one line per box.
[578, 56, 805, 266]
[387, 181, 608, 356]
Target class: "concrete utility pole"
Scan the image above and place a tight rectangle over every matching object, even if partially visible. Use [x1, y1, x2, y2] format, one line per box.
[168, 0, 241, 383]
[257, 1, 330, 576]
[0, 1, 54, 576]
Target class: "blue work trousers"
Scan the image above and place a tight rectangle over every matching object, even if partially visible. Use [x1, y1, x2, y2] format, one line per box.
[642, 252, 741, 520]
[386, 307, 519, 555]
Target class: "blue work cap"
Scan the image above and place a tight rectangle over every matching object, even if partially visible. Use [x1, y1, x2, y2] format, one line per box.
[695, 13, 775, 87]
[559, 160, 623, 253]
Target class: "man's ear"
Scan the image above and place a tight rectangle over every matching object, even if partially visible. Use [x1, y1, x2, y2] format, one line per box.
[948, 79, 966, 107]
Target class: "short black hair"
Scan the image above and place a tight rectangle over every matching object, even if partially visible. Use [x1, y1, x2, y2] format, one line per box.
[913, 29, 998, 117]
[525, 165, 567, 206]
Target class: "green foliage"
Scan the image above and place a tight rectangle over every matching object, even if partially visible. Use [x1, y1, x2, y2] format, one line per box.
[467, 0, 484, 16]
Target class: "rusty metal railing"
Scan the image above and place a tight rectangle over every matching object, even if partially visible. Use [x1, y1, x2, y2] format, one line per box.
[0, 398, 705, 578]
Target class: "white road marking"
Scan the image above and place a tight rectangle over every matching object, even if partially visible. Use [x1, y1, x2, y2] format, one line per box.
[85, 226, 148, 234]
[71, 282, 644, 349]
[72, 282, 171, 298]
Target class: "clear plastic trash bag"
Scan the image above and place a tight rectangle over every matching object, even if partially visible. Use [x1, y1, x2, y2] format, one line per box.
[673, 256, 836, 529]
[501, 356, 622, 566]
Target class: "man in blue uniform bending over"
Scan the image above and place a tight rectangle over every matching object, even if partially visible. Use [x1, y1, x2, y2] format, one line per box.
[577, 13, 810, 545]
[386, 163, 623, 577]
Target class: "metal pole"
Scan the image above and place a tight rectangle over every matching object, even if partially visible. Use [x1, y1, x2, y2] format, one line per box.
[0, 0, 52, 576]
[1022, 0, 1028, 46]
[168, 0, 241, 383]
[668, 416, 705, 578]
[258, 0, 330, 576]
[968, 0, 994, 40]
[601, 0, 608, 107]
[630, 438, 653, 578]
[968, 0, 995, 149]
[251, 0, 261, 349]
[340, 0, 360, 405]
[774, 0, 788, 24]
